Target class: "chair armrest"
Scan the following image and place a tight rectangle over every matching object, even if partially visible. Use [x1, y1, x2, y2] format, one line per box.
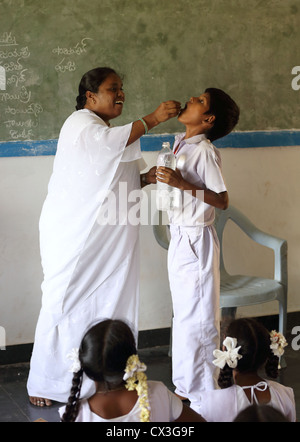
[229, 206, 287, 287]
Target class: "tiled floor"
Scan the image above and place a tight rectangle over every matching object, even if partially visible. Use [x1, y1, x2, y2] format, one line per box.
[0, 336, 299, 422]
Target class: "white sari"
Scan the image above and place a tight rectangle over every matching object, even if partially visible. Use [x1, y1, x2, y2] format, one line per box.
[27, 110, 145, 402]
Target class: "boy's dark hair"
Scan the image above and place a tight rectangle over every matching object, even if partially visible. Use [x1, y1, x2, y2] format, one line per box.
[204, 87, 240, 141]
[218, 318, 279, 389]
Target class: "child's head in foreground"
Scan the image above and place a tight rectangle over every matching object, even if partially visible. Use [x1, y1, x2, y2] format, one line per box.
[217, 317, 280, 389]
[61, 319, 138, 422]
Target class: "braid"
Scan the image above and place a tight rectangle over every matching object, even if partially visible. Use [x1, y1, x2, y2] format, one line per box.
[76, 94, 87, 111]
[61, 369, 83, 422]
[218, 364, 234, 389]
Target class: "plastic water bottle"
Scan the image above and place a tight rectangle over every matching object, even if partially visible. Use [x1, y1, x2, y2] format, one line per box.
[156, 142, 179, 211]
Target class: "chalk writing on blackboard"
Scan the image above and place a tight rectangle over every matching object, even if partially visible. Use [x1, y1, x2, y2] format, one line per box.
[52, 37, 93, 74]
[0, 32, 17, 47]
[55, 58, 77, 73]
[1, 85, 31, 103]
[0, 32, 43, 140]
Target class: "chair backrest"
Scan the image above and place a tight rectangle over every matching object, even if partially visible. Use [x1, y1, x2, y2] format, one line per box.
[153, 207, 233, 255]
[154, 205, 263, 269]
[214, 205, 247, 274]
[214, 207, 230, 273]
[153, 206, 237, 257]
[154, 205, 287, 291]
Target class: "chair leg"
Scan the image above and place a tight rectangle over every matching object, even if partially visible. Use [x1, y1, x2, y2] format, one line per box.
[278, 298, 287, 338]
[221, 307, 237, 319]
[278, 298, 288, 368]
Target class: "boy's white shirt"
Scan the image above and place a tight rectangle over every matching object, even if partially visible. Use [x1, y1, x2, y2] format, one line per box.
[168, 133, 227, 227]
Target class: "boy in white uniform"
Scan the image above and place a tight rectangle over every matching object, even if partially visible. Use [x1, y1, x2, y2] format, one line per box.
[156, 88, 239, 406]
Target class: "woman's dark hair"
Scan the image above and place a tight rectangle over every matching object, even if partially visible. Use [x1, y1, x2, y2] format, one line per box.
[75, 67, 118, 110]
[61, 319, 137, 422]
[204, 87, 240, 141]
[218, 318, 279, 389]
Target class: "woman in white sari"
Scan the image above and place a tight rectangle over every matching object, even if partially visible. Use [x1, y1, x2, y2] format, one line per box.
[28, 67, 181, 406]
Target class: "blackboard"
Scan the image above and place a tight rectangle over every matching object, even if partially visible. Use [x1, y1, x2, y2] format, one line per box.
[0, 0, 300, 144]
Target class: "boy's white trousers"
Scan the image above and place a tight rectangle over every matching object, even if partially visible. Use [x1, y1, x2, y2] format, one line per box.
[168, 224, 220, 406]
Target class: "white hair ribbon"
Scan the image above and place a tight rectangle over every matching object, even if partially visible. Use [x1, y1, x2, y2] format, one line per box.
[66, 348, 81, 373]
[213, 337, 243, 369]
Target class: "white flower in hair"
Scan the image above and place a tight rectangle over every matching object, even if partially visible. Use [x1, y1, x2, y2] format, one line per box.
[123, 355, 147, 381]
[123, 355, 150, 422]
[213, 337, 243, 369]
[67, 348, 81, 373]
[270, 330, 288, 357]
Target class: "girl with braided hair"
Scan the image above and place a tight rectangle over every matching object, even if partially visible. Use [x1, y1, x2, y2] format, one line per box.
[59, 319, 205, 422]
[190, 318, 296, 422]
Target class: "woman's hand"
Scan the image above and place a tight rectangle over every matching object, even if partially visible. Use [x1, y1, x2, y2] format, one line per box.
[146, 166, 157, 184]
[141, 166, 157, 187]
[127, 100, 181, 146]
[152, 101, 182, 124]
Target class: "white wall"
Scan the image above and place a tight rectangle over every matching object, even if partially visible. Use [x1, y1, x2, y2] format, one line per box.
[0, 145, 299, 345]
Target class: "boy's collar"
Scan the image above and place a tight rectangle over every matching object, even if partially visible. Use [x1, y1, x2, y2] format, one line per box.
[175, 133, 207, 144]
[185, 133, 207, 144]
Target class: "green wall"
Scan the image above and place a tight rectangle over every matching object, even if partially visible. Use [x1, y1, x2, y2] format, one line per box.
[0, 0, 299, 142]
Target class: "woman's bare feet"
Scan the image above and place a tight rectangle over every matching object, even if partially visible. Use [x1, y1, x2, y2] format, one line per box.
[29, 396, 52, 407]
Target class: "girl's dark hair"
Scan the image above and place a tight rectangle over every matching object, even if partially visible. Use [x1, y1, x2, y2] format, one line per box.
[218, 318, 279, 389]
[75, 67, 118, 110]
[61, 319, 137, 422]
[234, 404, 290, 422]
[204, 87, 240, 141]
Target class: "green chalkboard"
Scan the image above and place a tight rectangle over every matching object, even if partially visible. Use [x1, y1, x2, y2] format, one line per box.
[0, 0, 299, 143]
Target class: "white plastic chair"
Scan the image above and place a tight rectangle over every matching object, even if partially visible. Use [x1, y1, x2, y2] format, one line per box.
[153, 205, 288, 339]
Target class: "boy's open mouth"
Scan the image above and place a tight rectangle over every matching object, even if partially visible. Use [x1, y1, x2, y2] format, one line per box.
[178, 102, 188, 116]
